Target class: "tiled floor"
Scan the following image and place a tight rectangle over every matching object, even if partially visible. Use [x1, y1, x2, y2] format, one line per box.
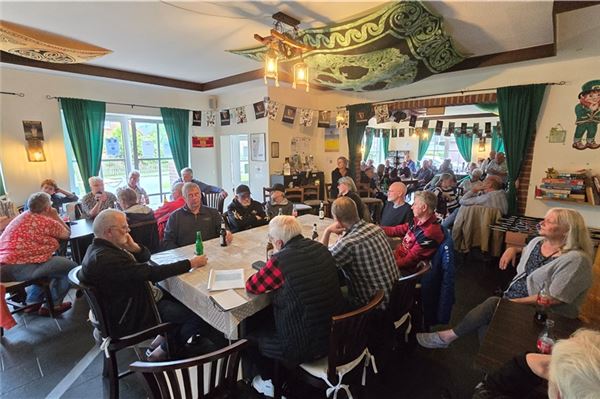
[1, 251, 513, 399]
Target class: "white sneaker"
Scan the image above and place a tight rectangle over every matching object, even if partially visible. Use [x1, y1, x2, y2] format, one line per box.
[252, 375, 286, 398]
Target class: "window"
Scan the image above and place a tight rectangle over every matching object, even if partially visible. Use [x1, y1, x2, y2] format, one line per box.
[362, 135, 386, 166]
[64, 114, 176, 208]
[424, 135, 469, 172]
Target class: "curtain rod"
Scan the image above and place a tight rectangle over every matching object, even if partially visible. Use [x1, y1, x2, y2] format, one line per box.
[371, 81, 567, 106]
[46, 95, 163, 110]
[2, 91, 25, 97]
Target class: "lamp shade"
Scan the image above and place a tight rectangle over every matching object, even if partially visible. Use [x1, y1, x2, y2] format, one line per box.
[26, 139, 46, 162]
[292, 60, 309, 92]
[264, 48, 279, 87]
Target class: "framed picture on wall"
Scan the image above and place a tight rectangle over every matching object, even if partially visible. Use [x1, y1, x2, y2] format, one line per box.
[251, 133, 266, 161]
[271, 141, 279, 158]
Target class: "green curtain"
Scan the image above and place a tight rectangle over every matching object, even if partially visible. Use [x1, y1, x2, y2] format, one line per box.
[455, 134, 473, 162]
[363, 130, 374, 161]
[60, 98, 106, 192]
[381, 131, 390, 159]
[417, 128, 433, 161]
[347, 104, 371, 177]
[491, 126, 505, 153]
[497, 84, 547, 215]
[160, 107, 190, 175]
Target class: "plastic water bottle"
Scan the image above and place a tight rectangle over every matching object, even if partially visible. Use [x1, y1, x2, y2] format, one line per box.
[195, 231, 204, 255]
[534, 282, 550, 324]
[536, 319, 556, 354]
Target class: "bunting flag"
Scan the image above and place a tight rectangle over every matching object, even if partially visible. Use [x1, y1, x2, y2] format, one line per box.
[220, 109, 230, 126]
[435, 120, 443, 135]
[472, 122, 480, 137]
[374, 104, 389, 123]
[318, 111, 331, 128]
[461, 123, 467, 135]
[205, 110, 216, 127]
[356, 110, 370, 124]
[235, 106, 247, 124]
[398, 128, 404, 137]
[409, 114, 417, 127]
[282, 105, 297, 124]
[485, 121, 492, 137]
[422, 119, 429, 129]
[496, 121, 502, 136]
[374, 129, 381, 138]
[267, 101, 279, 120]
[192, 110, 202, 127]
[447, 122, 455, 135]
[336, 110, 349, 129]
[393, 128, 399, 138]
[253, 101, 266, 119]
[299, 108, 314, 127]
[382, 129, 390, 137]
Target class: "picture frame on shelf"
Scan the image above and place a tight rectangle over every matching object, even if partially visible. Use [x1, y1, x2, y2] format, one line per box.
[271, 141, 279, 158]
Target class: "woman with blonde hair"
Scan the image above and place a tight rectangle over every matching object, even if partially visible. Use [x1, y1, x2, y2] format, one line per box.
[336, 176, 365, 221]
[417, 207, 593, 349]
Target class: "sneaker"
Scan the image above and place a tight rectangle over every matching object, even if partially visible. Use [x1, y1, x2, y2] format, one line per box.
[252, 375, 286, 398]
[38, 302, 72, 317]
[416, 332, 450, 349]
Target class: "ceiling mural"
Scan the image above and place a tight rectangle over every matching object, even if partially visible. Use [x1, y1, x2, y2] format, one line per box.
[229, 1, 465, 92]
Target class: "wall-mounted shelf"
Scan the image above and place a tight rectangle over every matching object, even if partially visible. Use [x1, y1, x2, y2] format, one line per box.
[535, 197, 599, 207]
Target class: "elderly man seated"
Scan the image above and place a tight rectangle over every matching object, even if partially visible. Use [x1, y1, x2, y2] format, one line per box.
[117, 170, 148, 205]
[321, 196, 399, 309]
[382, 191, 444, 272]
[264, 184, 293, 219]
[174, 167, 228, 199]
[408, 159, 434, 193]
[163, 183, 232, 250]
[226, 185, 267, 233]
[380, 182, 413, 227]
[485, 152, 508, 184]
[79, 209, 212, 360]
[245, 216, 343, 397]
[154, 182, 185, 240]
[458, 167, 484, 194]
[0, 192, 76, 315]
[80, 176, 117, 219]
[117, 188, 154, 225]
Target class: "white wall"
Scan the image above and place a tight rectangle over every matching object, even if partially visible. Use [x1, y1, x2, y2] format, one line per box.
[0, 66, 215, 205]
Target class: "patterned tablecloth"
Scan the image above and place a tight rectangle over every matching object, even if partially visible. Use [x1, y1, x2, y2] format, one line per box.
[151, 214, 334, 339]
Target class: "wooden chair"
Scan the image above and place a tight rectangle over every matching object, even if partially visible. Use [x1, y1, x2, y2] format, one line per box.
[68, 266, 174, 399]
[129, 339, 251, 399]
[129, 220, 160, 253]
[302, 185, 321, 209]
[325, 183, 332, 202]
[202, 193, 225, 214]
[284, 187, 304, 203]
[65, 202, 83, 220]
[263, 187, 272, 204]
[1, 278, 55, 336]
[357, 183, 372, 198]
[277, 290, 384, 399]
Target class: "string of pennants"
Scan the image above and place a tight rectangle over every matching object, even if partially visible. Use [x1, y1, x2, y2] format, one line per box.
[365, 120, 502, 138]
[191, 99, 350, 129]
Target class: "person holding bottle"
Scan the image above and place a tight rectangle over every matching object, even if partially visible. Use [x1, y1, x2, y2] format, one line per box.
[417, 208, 593, 349]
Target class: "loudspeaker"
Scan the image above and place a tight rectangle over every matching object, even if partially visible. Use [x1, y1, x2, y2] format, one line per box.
[208, 96, 218, 110]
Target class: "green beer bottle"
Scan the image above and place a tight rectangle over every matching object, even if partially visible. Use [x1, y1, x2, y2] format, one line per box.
[195, 231, 204, 255]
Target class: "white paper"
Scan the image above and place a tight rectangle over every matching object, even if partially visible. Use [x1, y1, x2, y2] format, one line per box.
[207, 268, 246, 291]
[210, 289, 248, 311]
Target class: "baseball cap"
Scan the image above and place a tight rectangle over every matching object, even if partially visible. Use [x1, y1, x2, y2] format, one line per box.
[235, 184, 251, 195]
[267, 183, 285, 193]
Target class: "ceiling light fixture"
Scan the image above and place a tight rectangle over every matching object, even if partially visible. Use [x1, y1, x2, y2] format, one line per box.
[254, 12, 312, 91]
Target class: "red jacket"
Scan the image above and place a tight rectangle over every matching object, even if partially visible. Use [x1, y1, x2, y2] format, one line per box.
[154, 197, 186, 241]
[382, 214, 443, 270]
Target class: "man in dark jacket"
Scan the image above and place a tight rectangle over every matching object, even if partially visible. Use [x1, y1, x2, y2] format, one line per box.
[226, 184, 267, 233]
[245, 216, 343, 397]
[79, 209, 209, 360]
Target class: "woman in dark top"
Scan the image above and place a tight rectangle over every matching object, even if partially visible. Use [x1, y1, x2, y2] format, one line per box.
[336, 176, 365, 220]
[330, 156, 353, 199]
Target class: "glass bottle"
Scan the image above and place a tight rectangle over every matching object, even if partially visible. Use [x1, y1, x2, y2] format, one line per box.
[319, 201, 325, 219]
[536, 319, 556, 354]
[292, 205, 298, 218]
[266, 241, 274, 261]
[220, 222, 227, 247]
[195, 231, 204, 255]
[534, 282, 550, 324]
[278, 208, 283, 217]
[312, 223, 318, 240]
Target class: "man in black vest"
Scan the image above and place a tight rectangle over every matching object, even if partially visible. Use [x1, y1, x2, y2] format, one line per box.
[245, 215, 343, 397]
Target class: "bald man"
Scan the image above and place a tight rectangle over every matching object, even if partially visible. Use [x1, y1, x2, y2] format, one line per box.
[380, 182, 413, 227]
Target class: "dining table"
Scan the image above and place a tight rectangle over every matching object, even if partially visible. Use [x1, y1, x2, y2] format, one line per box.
[68, 218, 94, 264]
[150, 214, 335, 339]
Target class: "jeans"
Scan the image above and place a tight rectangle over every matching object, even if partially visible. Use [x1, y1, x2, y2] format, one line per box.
[442, 208, 459, 229]
[0, 256, 77, 304]
[156, 292, 211, 350]
[453, 296, 500, 342]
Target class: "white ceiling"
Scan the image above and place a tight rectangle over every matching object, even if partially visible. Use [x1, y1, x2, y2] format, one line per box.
[1, 1, 556, 84]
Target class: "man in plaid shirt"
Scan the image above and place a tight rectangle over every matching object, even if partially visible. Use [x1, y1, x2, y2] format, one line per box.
[321, 196, 399, 309]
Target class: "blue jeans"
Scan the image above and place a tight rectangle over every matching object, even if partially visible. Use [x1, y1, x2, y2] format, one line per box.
[0, 256, 77, 304]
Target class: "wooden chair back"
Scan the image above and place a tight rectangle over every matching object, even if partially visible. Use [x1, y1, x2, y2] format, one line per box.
[302, 185, 319, 201]
[357, 183, 372, 198]
[202, 193, 224, 213]
[130, 219, 160, 253]
[129, 339, 249, 399]
[325, 183, 332, 202]
[327, 290, 384, 383]
[285, 187, 304, 203]
[263, 187, 272, 204]
[388, 261, 431, 325]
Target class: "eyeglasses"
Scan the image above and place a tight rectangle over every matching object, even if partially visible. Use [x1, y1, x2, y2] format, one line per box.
[110, 224, 130, 232]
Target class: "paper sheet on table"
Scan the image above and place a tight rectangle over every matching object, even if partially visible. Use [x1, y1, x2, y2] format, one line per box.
[210, 289, 248, 311]
[207, 268, 246, 291]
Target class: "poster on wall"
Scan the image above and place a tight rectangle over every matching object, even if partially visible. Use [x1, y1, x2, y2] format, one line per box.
[549, 124, 567, 144]
[299, 108, 314, 127]
[318, 111, 331, 128]
[250, 133, 266, 161]
[192, 111, 202, 126]
[235, 106, 247, 124]
[267, 101, 279, 120]
[220, 110, 231, 126]
[253, 101, 266, 119]
[205, 111, 216, 127]
[282, 105, 297, 124]
[192, 136, 214, 148]
[291, 136, 311, 155]
[336, 110, 349, 129]
[22, 120, 44, 140]
[374, 104, 388, 123]
[572, 79, 600, 150]
[355, 110, 370, 124]
[324, 128, 340, 152]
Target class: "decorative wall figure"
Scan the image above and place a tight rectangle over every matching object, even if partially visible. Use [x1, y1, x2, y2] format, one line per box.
[573, 80, 600, 150]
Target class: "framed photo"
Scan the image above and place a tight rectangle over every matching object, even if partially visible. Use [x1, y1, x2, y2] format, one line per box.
[250, 133, 266, 161]
[271, 141, 279, 158]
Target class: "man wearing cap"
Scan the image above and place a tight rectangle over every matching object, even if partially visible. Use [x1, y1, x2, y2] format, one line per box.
[162, 183, 232, 250]
[264, 184, 293, 219]
[573, 80, 600, 150]
[226, 185, 267, 233]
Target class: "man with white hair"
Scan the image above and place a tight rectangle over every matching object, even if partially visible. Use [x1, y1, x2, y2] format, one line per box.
[245, 216, 343, 397]
[174, 167, 228, 199]
[163, 183, 232, 250]
[486, 152, 508, 184]
[80, 176, 117, 219]
[79, 209, 211, 360]
[458, 167, 484, 194]
[117, 170, 148, 205]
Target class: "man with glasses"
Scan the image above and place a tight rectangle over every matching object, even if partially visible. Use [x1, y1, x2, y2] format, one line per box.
[226, 184, 267, 233]
[162, 183, 232, 250]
